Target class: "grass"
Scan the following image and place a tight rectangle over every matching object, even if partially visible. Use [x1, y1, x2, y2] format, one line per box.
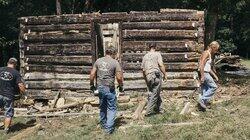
[241, 59, 250, 69]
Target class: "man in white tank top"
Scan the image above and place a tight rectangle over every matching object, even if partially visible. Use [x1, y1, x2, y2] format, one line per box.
[198, 41, 220, 110]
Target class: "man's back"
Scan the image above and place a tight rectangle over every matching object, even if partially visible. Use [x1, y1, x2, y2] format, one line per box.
[94, 56, 121, 88]
[0, 67, 21, 100]
[141, 51, 163, 74]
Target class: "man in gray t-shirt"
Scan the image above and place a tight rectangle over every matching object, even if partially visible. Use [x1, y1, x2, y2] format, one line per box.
[90, 46, 123, 134]
[141, 43, 166, 116]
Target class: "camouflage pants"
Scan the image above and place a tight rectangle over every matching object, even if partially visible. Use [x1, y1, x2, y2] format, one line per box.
[145, 71, 162, 115]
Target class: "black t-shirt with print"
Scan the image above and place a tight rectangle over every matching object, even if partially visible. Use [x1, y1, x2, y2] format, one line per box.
[0, 67, 22, 100]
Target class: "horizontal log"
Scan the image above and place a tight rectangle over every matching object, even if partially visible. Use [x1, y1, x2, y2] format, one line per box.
[128, 12, 200, 21]
[24, 72, 90, 81]
[122, 41, 202, 52]
[22, 24, 91, 32]
[123, 72, 198, 80]
[124, 79, 198, 90]
[19, 14, 93, 25]
[25, 55, 93, 66]
[122, 52, 200, 62]
[22, 33, 91, 42]
[122, 21, 198, 30]
[122, 62, 198, 71]
[160, 9, 197, 13]
[25, 65, 91, 74]
[122, 30, 198, 40]
[25, 80, 89, 90]
[23, 43, 92, 55]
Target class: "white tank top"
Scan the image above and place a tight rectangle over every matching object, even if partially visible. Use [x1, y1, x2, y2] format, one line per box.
[204, 51, 212, 72]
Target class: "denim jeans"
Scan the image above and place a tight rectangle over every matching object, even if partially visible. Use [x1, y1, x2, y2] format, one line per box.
[200, 73, 218, 103]
[0, 95, 14, 118]
[98, 85, 117, 134]
[145, 71, 162, 115]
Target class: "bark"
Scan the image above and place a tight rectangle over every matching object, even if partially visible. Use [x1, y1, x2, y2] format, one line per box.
[122, 52, 200, 62]
[25, 65, 91, 74]
[23, 43, 92, 55]
[56, 0, 62, 15]
[122, 30, 198, 40]
[122, 21, 198, 30]
[122, 41, 201, 53]
[25, 55, 93, 66]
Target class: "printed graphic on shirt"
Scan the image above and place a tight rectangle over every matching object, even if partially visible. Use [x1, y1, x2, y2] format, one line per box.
[0, 71, 13, 81]
[99, 62, 110, 71]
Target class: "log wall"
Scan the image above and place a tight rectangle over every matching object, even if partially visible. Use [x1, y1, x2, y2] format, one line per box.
[19, 9, 204, 100]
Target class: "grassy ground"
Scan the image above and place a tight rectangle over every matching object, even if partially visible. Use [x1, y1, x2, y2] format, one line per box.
[241, 59, 250, 69]
[0, 79, 249, 140]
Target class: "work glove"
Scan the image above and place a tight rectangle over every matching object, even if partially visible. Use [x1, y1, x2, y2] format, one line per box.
[90, 85, 99, 96]
[117, 85, 124, 92]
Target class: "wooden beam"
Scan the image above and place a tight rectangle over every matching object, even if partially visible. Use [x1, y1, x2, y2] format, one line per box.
[24, 43, 92, 55]
[22, 24, 91, 32]
[122, 52, 200, 62]
[122, 41, 202, 53]
[25, 65, 91, 74]
[122, 21, 198, 30]
[122, 30, 198, 40]
[9, 124, 41, 140]
[122, 62, 198, 71]
[25, 55, 93, 66]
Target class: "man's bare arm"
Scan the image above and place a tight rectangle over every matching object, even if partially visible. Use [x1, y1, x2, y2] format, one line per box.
[18, 83, 26, 94]
[90, 67, 97, 86]
[116, 71, 124, 86]
[159, 62, 166, 79]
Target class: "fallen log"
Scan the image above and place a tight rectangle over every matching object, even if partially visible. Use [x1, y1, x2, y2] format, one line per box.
[51, 91, 61, 108]
[9, 124, 41, 140]
[122, 52, 200, 62]
[122, 21, 198, 30]
[40, 101, 85, 112]
[23, 43, 92, 55]
[22, 24, 91, 32]
[133, 99, 147, 120]
[123, 30, 198, 40]
[122, 41, 202, 53]
[180, 102, 190, 115]
[25, 65, 91, 74]
[25, 55, 93, 66]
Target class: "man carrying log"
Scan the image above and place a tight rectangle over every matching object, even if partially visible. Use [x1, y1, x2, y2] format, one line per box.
[90, 46, 124, 134]
[0, 58, 26, 134]
[198, 41, 220, 110]
[142, 43, 166, 116]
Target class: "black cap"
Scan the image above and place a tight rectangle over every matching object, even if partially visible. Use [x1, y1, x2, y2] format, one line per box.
[149, 42, 156, 49]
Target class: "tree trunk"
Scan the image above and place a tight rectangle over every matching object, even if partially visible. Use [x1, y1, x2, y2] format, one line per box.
[56, 0, 62, 15]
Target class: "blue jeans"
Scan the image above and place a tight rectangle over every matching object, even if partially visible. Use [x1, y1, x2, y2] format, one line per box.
[98, 85, 117, 134]
[0, 95, 14, 118]
[200, 73, 218, 103]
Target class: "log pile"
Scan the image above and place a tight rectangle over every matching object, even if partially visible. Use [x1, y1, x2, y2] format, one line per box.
[19, 8, 204, 103]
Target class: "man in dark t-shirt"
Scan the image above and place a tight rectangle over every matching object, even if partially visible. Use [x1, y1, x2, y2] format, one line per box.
[90, 46, 123, 134]
[0, 58, 25, 133]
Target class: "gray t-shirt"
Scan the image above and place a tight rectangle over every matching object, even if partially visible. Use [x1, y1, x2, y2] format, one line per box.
[93, 56, 122, 87]
[141, 51, 164, 75]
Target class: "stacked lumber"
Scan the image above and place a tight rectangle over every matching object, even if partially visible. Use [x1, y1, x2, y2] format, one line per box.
[120, 9, 204, 93]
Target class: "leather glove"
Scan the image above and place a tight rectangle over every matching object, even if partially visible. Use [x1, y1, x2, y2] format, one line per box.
[90, 85, 96, 93]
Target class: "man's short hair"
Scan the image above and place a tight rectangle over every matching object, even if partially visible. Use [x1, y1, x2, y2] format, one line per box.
[105, 46, 117, 55]
[148, 42, 156, 49]
[8, 57, 18, 65]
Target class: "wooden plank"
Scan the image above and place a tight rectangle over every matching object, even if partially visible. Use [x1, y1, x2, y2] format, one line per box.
[122, 21, 197, 30]
[124, 79, 198, 90]
[9, 124, 41, 140]
[122, 41, 201, 52]
[25, 80, 90, 90]
[25, 55, 93, 66]
[122, 62, 198, 71]
[22, 33, 91, 42]
[123, 72, 198, 80]
[22, 24, 91, 32]
[25, 65, 91, 74]
[122, 52, 200, 62]
[122, 30, 198, 40]
[160, 9, 197, 13]
[24, 72, 89, 81]
[19, 14, 93, 25]
[24, 43, 92, 55]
